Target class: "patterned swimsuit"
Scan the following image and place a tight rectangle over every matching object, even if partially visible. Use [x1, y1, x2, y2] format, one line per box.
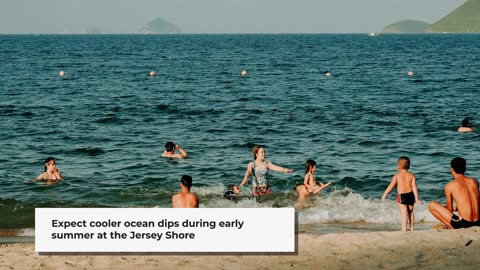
[252, 160, 272, 196]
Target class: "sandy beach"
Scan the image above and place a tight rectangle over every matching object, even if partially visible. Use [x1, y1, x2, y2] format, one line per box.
[1, 227, 479, 270]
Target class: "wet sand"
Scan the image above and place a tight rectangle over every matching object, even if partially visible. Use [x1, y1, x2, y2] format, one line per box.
[1, 227, 479, 270]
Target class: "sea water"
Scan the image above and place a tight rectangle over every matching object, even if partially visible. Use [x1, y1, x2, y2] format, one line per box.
[1, 34, 480, 234]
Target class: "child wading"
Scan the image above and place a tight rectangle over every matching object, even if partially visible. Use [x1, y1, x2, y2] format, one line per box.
[382, 156, 420, 231]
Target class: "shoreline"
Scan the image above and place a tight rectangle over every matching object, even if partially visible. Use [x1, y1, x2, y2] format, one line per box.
[1, 228, 479, 269]
[0, 222, 439, 244]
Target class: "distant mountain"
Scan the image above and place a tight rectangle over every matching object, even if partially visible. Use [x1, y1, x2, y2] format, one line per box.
[427, 0, 480, 32]
[138, 18, 181, 34]
[382, 20, 431, 33]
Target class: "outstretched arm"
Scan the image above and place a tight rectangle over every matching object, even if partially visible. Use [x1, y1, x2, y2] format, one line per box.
[316, 182, 332, 193]
[268, 162, 293, 173]
[381, 176, 397, 200]
[320, 181, 333, 188]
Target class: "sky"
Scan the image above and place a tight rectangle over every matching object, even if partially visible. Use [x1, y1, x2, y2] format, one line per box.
[0, 0, 466, 34]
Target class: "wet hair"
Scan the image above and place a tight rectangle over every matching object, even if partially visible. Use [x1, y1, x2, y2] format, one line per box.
[44, 157, 55, 171]
[451, 157, 466, 174]
[462, 118, 472, 128]
[398, 156, 410, 170]
[165, 142, 175, 152]
[180, 175, 193, 188]
[252, 145, 265, 160]
[304, 159, 317, 175]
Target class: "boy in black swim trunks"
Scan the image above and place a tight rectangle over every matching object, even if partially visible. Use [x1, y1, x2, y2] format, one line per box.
[382, 156, 420, 231]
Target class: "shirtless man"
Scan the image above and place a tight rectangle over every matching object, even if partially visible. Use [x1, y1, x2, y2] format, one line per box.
[162, 142, 188, 159]
[172, 175, 199, 208]
[35, 157, 63, 181]
[428, 157, 480, 229]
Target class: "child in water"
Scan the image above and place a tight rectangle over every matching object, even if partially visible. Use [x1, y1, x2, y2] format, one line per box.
[304, 159, 332, 194]
[382, 156, 420, 231]
[223, 184, 241, 201]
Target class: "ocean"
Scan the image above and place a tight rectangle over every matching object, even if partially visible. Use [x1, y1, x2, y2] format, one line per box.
[1, 34, 479, 237]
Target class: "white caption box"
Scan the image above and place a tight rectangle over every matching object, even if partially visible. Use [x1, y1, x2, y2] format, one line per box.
[35, 208, 295, 253]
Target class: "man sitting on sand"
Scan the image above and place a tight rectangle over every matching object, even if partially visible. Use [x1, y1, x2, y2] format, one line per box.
[172, 175, 199, 208]
[428, 157, 480, 229]
[162, 142, 188, 159]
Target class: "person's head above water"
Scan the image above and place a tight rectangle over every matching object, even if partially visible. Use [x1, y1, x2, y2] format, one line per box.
[462, 118, 472, 128]
[165, 142, 176, 153]
[44, 157, 56, 171]
[458, 118, 473, 132]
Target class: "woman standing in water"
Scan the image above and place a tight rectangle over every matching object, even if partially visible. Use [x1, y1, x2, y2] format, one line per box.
[240, 145, 293, 196]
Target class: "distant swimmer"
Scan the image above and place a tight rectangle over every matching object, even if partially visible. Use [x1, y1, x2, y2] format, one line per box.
[241, 70, 248, 77]
[407, 71, 414, 76]
[428, 157, 479, 229]
[162, 142, 188, 159]
[381, 156, 419, 232]
[325, 71, 331, 76]
[35, 157, 63, 182]
[150, 71, 156, 77]
[458, 118, 473, 132]
[59, 71, 65, 77]
[172, 175, 199, 208]
[304, 159, 332, 194]
[239, 145, 293, 196]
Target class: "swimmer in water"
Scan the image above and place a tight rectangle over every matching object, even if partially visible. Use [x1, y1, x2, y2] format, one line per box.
[35, 157, 63, 182]
[162, 141, 188, 159]
[458, 118, 473, 132]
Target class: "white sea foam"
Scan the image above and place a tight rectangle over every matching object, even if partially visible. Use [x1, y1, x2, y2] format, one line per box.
[185, 185, 438, 225]
[298, 189, 437, 224]
[17, 228, 35, 237]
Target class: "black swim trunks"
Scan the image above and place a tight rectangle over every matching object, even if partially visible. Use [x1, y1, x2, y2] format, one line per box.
[450, 214, 480, 229]
[397, 191, 415, 205]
